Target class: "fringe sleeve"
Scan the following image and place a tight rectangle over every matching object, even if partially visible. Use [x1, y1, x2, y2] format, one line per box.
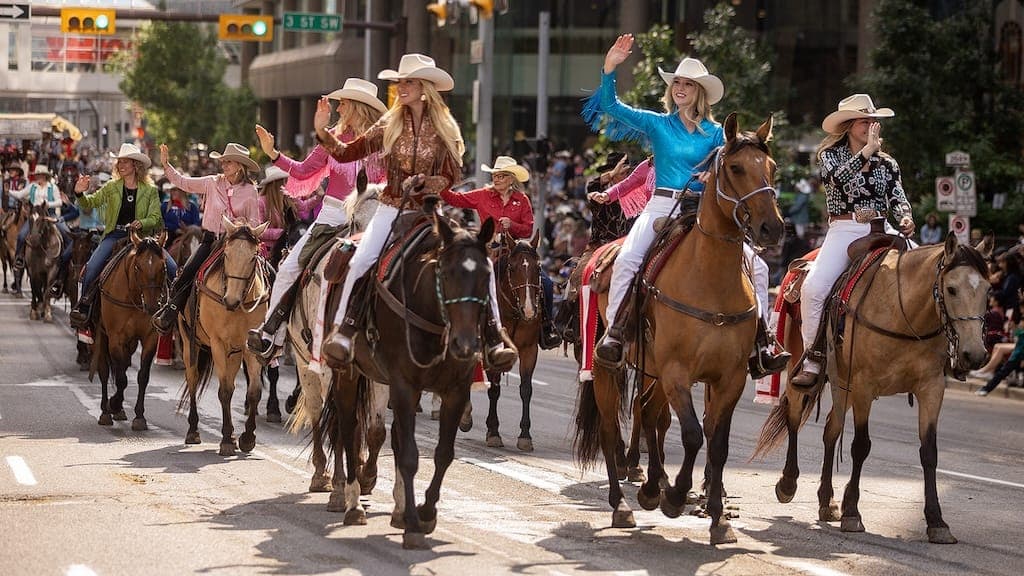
[580, 71, 653, 148]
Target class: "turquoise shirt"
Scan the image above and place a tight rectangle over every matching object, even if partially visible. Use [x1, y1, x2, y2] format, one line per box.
[587, 71, 724, 192]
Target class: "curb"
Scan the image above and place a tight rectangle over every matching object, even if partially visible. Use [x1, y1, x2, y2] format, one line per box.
[945, 374, 1024, 402]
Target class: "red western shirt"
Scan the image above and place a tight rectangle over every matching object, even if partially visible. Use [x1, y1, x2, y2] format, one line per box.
[441, 186, 534, 239]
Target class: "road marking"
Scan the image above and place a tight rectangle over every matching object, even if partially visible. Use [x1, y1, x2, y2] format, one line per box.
[66, 565, 98, 576]
[6, 455, 38, 485]
[937, 468, 1024, 489]
[505, 372, 550, 386]
[460, 456, 571, 493]
[780, 560, 850, 576]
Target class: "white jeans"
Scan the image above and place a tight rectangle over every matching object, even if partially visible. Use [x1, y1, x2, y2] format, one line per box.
[605, 195, 677, 324]
[744, 243, 770, 323]
[262, 196, 349, 344]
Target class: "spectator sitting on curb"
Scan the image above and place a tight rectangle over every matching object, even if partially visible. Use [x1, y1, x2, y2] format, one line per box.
[974, 302, 1024, 396]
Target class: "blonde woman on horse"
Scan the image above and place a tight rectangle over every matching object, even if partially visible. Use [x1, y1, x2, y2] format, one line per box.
[441, 156, 561, 350]
[152, 142, 262, 332]
[315, 53, 517, 372]
[584, 34, 727, 367]
[789, 94, 915, 388]
[247, 78, 387, 361]
[69, 144, 176, 329]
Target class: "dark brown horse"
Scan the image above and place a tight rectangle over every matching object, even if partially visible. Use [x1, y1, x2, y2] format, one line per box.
[573, 114, 784, 544]
[0, 200, 28, 293]
[753, 233, 992, 543]
[69, 228, 99, 369]
[24, 205, 62, 321]
[92, 229, 169, 429]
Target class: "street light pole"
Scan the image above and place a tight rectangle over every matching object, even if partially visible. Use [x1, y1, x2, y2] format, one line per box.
[474, 14, 494, 185]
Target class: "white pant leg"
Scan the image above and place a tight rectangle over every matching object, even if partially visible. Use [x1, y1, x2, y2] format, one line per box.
[487, 261, 503, 330]
[797, 220, 869, 348]
[744, 243, 770, 323]
[604, 196, 676, 324]
[331, 204, 400, 326]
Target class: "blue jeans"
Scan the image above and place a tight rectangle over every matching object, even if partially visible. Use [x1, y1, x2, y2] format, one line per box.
[81, 230, 179, 294]
[541, 272, 554, 321]
[15, 220, 28, 258]
[57, 222, 73, 266]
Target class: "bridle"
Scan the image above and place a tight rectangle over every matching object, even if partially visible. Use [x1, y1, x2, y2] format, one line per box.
[697, 142, 778, 249]
[103, 240, 167, 313]
[930, 249, 988, 374]
[498, 241, 541, 321]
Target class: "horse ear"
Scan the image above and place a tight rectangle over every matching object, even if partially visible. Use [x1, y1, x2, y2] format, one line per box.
[724, 112, 738, 142]
[157, 229, 168, 247]
[222, 215, 236, 235]
[479, 217, 496, 247]
[976, 234, 994, 259]
[356, 168, 367, 194]
[130, 228, 141, 247]
[434, 212, 455, 246]
[943, 231, 958, 261]
[530, 229, 541, 250]
[253, 221, 270, 238]
[756, 114, 774, 144]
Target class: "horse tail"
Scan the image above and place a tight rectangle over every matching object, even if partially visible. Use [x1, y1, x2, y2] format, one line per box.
[313, 373, 372, 464]
[88, 328, 107, 383]
[572, 378, 601, 469]
[751, 380, 824, 460]
[177, 346, 214, 411]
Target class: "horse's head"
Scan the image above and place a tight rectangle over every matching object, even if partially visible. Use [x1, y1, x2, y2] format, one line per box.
[707, 113, 785, 248]
[500, 230, 542, 322]
[433, 211, 494, 361]
[936, 233, 994, 374]
[128, 228, 169, 314]
[70, 229, 97, 265]
[343, 168, 383, 234]
[221, 216, 268, 311]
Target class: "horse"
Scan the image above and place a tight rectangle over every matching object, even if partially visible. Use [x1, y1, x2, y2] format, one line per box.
[0, 200, 28, 293]
[573, 113, 784, 545]
[178, 217, 270, 456]
[92, 229, 169, 429]
[481, 231, 544, 451]
[69, 228, 99, 369]
[167, 225, 202, 268]
[752, 233, 992, 544]
[24, 205, 63, 321]
[322, 185, 497, 548]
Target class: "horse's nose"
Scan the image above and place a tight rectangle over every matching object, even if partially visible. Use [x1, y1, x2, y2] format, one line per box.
[224, 297, 240, 311]
[759, 219, 784, 247]
[449, 335, 477, 361]
[962, 349, 986, 370]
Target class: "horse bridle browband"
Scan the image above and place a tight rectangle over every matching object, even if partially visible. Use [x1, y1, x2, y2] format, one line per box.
[499, 243, 541, 320]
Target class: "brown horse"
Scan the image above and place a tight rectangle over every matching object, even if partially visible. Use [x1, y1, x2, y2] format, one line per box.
[167, 225, 202, 268]
[24, 205, 62, 321]
[92, 229, 169, 429]
[178, 217, 270, 456]
[753, 233, 992, 544]
[0, 200, 28, 293]
[573, 113, 784, 545]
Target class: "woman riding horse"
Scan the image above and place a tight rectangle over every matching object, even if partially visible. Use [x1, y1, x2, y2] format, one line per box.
[10, 165, 62, 293]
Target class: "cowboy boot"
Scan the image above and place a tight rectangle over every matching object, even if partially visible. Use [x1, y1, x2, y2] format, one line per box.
[69, 285, 97, 329]
[594, 321, 627, 368]
[789, 349, 825, 389]
[152, 285, 188, 334]
[49, 266, 66, 299]
[539, 285, 562, 351]
[247, 283, 300, 363]
[484, 318, 518, 372]
[323, 317, 358, 369]
[748, 317, 792, 379]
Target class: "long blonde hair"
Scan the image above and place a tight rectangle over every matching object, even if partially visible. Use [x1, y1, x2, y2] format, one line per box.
[816, 120, 852, 162]
[337, 100, 383, 137]
[662, 82, 716, 129]
[380, 80, 464, 166]
[113, 159, 153, 186]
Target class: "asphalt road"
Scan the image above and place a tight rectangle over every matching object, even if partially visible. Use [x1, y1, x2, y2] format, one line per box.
[1, 292, 1022, 576]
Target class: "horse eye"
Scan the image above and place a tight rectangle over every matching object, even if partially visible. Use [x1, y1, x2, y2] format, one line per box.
[729, 164, 744, 175]
[946, 286, 958, 297]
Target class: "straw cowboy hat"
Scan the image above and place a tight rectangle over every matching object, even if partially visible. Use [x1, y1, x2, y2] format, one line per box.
[109, 143, 152, 169]
[821, 94, 895, 135]
[259, 165, 289, 188]
[5, 162, 24, 175]
[32, 165, 51, 178]
[324, 78, 389, 115]
[210, 142, 259, 172]
[378, 53, 454, 92]
[658, 57, 724, 105]
[481, 156, 530, 183]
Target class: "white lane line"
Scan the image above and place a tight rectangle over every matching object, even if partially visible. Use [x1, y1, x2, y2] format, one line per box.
[66, 565, 98, 576]
[505, 372, 550, 386]
[6, 455, 38, 485]
[780, 560, 850, 576]
[936, 468, 1024, 489]
[460, 456, 571, 493]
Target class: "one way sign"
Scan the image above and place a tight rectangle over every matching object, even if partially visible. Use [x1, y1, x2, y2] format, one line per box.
[0, 3, 30, 21]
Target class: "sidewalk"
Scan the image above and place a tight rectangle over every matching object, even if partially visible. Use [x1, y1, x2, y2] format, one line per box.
[946, 373, 1024, 401]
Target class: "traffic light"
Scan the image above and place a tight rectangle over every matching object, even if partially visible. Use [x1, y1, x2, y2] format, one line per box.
[218, 14, 274, 42]
[469, 0, 493, 19]
[426, 3, 448, 27]
[61, 8, 116, 35]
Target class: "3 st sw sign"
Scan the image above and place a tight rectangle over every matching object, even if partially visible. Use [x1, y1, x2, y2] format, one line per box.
[0, 3, 30, 20]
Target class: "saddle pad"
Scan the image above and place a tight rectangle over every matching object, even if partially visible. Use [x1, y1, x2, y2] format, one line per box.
[640, 225, 690, 287]
[581, 237, 625, 292]
[377, 221, 433, 284]
[195, 246, 226, 285]
[95, 239, 133, 290]
[838, 247, 890, 307]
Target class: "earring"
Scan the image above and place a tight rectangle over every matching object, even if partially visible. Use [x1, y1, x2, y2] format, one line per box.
[420, 94, 427, 102]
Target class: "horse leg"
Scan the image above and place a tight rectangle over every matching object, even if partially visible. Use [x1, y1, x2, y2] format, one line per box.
[917, 385, 956, 543]
[388, 379, 427, 549]
[595, 367, 634, 528]
[183, 345, 202, 445]
[264, 364, 282, 423]
[339, 378, 366, 526]
[98, 350, 113, 426]
[131, 339, 157, 431]
[109, 347, 129, 421]
[238, 352, 262, 453]
[625, 397, 644, 482]
[418, 384, 470, 539]
[776, 386, 806, 504]
[818, 387, 849, 522]
[357, 382, 388, 495]
[485, 372, 503, 447]
[430, 392, 441, 420]
[516, 348, 538, 452]
[637, 383, 670, 511]
[703, 374, 747, 545]
[303, 368, 330, 493]
[212, 346, 240, 456]
[660, 379, 702, 519]
[839, 393, 874, 534]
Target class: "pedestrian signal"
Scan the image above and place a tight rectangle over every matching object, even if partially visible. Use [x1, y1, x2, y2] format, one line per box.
[61, 8, 116, 35]
[218, 14, 274, 42]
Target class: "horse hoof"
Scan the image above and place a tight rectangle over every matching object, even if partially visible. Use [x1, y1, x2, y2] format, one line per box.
[266, 412, 282, 424]
[326, 492, 345, 513]
[660, 490, 684, 519]
[927, 526, 957, 544]
[185, 432, 201, 445]
[840, 516, 865, 533]
[627, 466, 646, 484]
[402, 532, 429, 550]
[238, 433, 256, 453]
[615, 465, 628, 482]
[637, 486, 660, 511]
[459, 413, 473, 433]
[112, 410, 128, 421]
[516, 437, 534, 452]
[344, 508, 367, 526]
[612, 503, 636, 528]
[98, 413, 113, 426]
[710, 523, 738, 545]
[309, 475, 333, 493]
[218, 442, 236, 457]
[131, 418, 148, 432]
[419, 516, 437, 535]
[775, 479, 797, 504]
[390, 513, 405, 530]
[430, 409, 440, 421]
[485, 434, 504, 448]
[819, 502, 840, 522]
[686, 491, 702, 505]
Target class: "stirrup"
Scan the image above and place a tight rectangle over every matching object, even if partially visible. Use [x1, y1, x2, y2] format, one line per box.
[594, 325, 625, 369]
[152, 305, 178, 334]
[540, 325, 562, 350]
[323, 323, 357, 369]
[246, 329, 277, 365]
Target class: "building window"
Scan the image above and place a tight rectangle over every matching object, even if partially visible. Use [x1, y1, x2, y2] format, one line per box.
[999, 21, 1022, 87]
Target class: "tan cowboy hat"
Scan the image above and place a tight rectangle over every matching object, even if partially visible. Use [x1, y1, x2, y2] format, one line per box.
[481, 156, 530, 183]
[378, 53, 455, 92]
[210, 142, 259, 172]
[32, 165, 50, 177]
[259, 165, 289, 187]
[109, 142, 152, 169]
[821, 94, 895, 134]
[658, 57, 724, 105]
[324, 78, 388, 115]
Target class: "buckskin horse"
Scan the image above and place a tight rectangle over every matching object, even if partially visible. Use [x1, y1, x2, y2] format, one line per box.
[178, 217, 270, 456]
[92, 229, 169, 429]
[753, 233, 992, 544]
[322, 186, 497, 549]
[24, 205, 62, 321]
[573, 113, 784, 545]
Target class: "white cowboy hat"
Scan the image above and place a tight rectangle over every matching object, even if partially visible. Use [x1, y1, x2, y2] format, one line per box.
[259, 165, 289, 187]
[658, 57, 724, 105]
[324, 78, 388, 115]
[109, 143, 152, 169]
[481, 156, 530, 183]
[32, 165, 51, 177]
[821, 94, 895, 135]
[210, 142, 259, 172]
[378, 53, 455, 92]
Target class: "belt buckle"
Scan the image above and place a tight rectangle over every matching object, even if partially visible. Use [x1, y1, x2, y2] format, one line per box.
[854, 209, 878, 224]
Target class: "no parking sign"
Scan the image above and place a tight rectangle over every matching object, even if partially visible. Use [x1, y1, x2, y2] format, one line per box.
[949, 214, 970, 244]
[935, 177, 955, 211]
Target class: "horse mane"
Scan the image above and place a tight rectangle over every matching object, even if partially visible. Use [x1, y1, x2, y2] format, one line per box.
[947, 242, 989, 278]
[343, 181, 384, 222]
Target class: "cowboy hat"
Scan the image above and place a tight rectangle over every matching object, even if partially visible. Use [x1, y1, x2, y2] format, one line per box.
[259, 165, 289, 188]
[32, 165, 51, 177]
[481, 156, 530, 183]
[595, 152, 627, 173]
[821, 94, 895, 134]
[209, 142, 259, 172]
[658, 57, 724, 105]
[378, 53, 455, 92]
[5, 162, 24, 174]
[109, 143, 152, 169]
[324, 78, 389, 115]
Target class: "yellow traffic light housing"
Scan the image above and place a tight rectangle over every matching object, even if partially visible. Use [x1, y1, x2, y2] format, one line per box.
[218, 14, 274, 42]
[61, 8, 116, 35]
[470, 0, 493, 19]
[426, 3, 448, 27]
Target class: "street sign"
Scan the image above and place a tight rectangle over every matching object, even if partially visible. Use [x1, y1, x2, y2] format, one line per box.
[283, 12, 342, 33]
[948, 214, 970, 245]
[954, 169, 976, 217]
[935, 176, 955, 211]
[945, 150, 970, 167]
[0, 3, 30, 20]
[470, 39, 483, 64]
